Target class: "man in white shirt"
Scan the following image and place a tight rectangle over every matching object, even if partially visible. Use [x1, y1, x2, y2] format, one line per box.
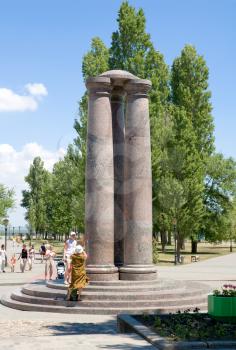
[63, 231, 77, 285]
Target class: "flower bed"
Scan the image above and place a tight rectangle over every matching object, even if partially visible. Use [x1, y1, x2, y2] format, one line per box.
[136, 309, 236, 341]
[208, 284, 236, 321]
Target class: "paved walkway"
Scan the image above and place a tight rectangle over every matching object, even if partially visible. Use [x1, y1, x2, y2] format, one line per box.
[0, 238, 236, 349]
[0, 237, 50, 285]
[158, 252, 236, 289]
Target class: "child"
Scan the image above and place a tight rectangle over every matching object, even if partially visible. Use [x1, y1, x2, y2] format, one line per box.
[10, 254, 16, 272]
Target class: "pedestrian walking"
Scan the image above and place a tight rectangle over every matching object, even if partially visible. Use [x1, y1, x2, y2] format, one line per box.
[18, 244, 28, 273]
[0, 244, 7, 273]
[66, 245, 89, 301]
[44, 244, 56, 281]
[63, 232, 77, 285]
[28, 244, 35, 271]
[10, 254, 16, 272]
[39, 242, 46, 263]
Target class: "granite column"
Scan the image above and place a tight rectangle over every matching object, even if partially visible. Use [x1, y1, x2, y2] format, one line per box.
[85, 77, 118, 281]
[120, 79, 157, 280]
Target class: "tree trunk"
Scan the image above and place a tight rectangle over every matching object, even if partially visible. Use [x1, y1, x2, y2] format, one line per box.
[153, 232, 159, 242]
[191, 239, 198, 254]
[160, 231, 167, 252]
[167, 231, 172, 245]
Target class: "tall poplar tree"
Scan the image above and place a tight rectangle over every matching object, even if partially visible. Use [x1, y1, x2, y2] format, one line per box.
[171, 45, 215, 252]
[171, 45, 214, 159]
[49, 148, 85, 235]
[21, 157, 50, 237]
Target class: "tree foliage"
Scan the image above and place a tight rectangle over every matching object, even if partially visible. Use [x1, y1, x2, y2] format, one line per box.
[0, 184, 14, 220]
[21, 157, 50, 234]
[204, 153, 236, 242]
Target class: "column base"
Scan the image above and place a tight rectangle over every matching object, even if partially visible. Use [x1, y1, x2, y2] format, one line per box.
[119, 265, 157, 281]
[86, 265, 119, 281]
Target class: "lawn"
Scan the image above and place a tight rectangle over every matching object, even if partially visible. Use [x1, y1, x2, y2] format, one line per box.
[156, 241, 234, 266]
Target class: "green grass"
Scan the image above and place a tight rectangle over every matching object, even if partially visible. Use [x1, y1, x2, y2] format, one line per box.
[156, 241, 234, 266]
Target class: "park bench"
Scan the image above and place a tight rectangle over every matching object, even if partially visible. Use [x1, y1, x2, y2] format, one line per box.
[191, 255, 200, 262]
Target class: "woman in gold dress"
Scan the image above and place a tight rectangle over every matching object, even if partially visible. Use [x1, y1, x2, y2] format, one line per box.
[66, 245, 89, 301]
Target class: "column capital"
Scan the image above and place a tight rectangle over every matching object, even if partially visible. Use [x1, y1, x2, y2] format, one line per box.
[124, 79, 152, 96]
[86, 76, 112, 95]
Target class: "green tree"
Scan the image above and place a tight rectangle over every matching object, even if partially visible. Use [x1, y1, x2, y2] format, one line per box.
[171, 45, 215, 253]
[49, 148, 84, 237]
[171, 45, 214, 159]
[0, 184, 14, 220]
[21, 157, 50, 238]
[82, 37, 109, 81]
[109, 1, 152, 77]
[204, 153, 236, 243]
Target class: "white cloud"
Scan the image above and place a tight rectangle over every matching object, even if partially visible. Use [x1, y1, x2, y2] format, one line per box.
[0, 143, 66, 226]
[25, 83, 48, 97]
[0, 88, 37, 112]
[0, 83, 48, 112]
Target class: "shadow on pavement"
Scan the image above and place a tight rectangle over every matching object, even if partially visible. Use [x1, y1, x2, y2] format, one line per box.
[45, 320, 117, 336]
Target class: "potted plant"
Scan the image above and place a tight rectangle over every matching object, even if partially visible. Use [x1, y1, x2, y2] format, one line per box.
[208, 284, 236, 322]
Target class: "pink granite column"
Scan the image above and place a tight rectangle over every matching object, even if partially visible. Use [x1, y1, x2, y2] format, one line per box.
[120, 79, 157, 280]
[111, 87, 125, 267]
[85, 77, 118, 281]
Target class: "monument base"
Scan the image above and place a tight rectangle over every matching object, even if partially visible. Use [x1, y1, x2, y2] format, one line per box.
[86, 265, 119, 281]
[119, 264, 157, 281]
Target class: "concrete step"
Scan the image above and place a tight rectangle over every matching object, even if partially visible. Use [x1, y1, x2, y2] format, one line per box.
[1, 278, 210, 315]
[46, 279, 209, 293]
[83, 280, 161, 286]
[46, 279, 166, 289]
[11, 289, 207, 308]
[47, 280, 177, 292]
[1, 294, 207, 315]
[22, 284, 208, 301]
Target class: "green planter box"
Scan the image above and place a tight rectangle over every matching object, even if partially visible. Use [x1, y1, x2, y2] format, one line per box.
[208, 294, 236, 322]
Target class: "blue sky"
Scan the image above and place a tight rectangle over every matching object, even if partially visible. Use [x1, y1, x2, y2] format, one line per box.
[0, 0, 235, 226]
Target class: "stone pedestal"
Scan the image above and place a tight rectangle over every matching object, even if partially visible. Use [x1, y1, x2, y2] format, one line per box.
[119, 79, 157, 280]
[85, 77, 118, 281]
[111, 87, 125, 267]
